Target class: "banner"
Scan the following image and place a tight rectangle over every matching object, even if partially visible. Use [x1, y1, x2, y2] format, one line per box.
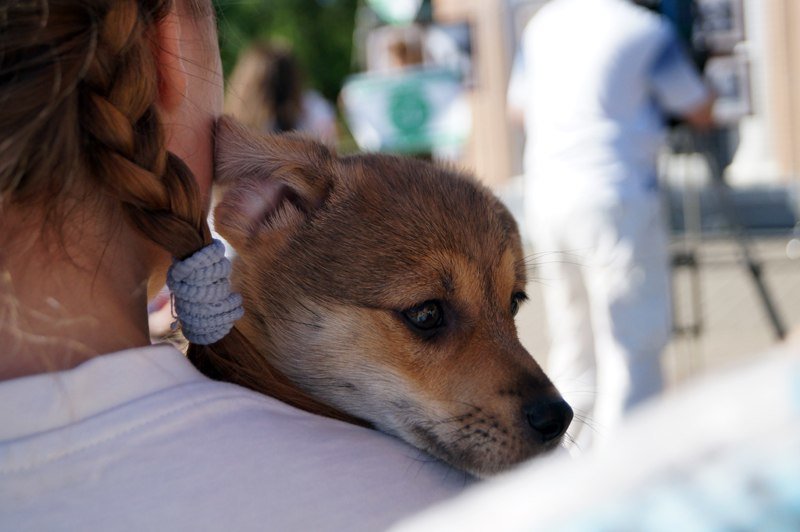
[341, 67, 471, 155]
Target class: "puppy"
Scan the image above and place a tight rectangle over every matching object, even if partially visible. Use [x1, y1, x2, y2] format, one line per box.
[203, 117, 572, 477]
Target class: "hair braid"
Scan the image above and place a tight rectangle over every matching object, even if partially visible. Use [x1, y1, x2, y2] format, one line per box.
[80, 0, 209, 259]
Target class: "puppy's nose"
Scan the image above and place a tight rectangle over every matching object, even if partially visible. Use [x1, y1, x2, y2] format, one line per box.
[524, 398, 573, 444]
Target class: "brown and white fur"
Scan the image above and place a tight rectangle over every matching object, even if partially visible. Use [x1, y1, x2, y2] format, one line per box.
[205, 117, 572, 477]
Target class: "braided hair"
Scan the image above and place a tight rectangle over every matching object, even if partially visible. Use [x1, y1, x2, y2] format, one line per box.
[1, 0, 209, 258]
[0, 0, 358, 424]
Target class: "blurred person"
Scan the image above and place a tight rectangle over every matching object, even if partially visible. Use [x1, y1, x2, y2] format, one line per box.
[0, 2, 467, 530]
[225, 41, 338, 145]
[508, 0, 714, 450]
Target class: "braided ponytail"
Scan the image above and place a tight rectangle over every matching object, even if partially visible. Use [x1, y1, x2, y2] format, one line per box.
[1, 0, 207, 257]
[79, 0, 210, 259]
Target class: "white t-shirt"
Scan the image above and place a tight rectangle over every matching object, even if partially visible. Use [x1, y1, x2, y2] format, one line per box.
[0, 345, 469, 531]
[508, 0, 710, 198]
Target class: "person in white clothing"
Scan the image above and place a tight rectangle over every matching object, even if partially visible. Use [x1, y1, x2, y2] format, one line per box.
[508, 0, 714, 450]
[0, 1, 466, 530]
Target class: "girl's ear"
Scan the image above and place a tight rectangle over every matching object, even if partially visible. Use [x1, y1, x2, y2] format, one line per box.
[153, 10, 188, 113]
[212, 116, 337, 252]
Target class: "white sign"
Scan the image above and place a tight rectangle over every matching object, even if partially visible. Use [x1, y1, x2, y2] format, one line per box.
[341, 67, 471, 154]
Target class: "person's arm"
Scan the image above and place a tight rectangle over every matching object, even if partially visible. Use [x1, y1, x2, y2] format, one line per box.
[649, 23, 715, 128]
[682, 93, 715, 129]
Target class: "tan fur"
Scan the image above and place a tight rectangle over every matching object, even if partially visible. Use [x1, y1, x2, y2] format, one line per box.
[210, 117, 572, 477]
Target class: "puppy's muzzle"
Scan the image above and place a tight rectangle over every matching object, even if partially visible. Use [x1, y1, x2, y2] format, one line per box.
[523, 398, 573, 445]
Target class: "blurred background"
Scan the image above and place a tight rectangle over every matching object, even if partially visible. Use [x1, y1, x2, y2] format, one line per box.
[215, 0, 800, 387]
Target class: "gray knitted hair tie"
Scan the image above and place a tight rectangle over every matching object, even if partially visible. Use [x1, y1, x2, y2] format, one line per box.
[166, 239, 244, 345]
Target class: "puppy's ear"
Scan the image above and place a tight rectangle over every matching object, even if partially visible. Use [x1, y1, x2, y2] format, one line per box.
[213, 116, 336, 251]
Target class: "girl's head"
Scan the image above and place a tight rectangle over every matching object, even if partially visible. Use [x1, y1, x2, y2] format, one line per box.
[0, 0, 220, 264]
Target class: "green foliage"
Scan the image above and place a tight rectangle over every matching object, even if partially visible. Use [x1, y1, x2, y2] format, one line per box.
[214, 0, 359, 101]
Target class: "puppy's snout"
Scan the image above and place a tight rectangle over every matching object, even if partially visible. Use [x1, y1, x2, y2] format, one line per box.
[524, 398, 573, 444]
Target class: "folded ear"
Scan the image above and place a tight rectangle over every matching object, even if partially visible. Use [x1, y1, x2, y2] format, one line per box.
[212, 116, 337, 252]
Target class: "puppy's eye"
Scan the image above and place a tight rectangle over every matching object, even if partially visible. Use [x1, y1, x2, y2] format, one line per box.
[402, 301, 444, 331]
[511, 291, 528, 317]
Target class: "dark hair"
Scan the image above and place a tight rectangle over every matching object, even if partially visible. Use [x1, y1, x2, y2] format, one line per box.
[225, 42, 304, 133]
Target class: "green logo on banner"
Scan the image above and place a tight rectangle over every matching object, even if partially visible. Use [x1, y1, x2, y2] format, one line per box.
[389, 85, 429, 134]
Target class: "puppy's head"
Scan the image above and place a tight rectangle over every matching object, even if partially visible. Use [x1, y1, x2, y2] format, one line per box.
[213, 117, 572, 477]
